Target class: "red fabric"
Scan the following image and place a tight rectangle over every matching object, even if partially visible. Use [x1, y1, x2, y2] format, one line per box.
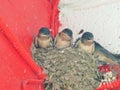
[97, 64, 120, 90]
[0, 0, 51, 53]
[50, 0, 60, 38]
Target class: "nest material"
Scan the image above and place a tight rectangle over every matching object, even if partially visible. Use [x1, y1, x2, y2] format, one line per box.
[31, 44, 116, 90]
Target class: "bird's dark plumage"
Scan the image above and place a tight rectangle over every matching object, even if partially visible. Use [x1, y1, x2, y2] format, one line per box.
[94, 41, 120, 63]
[38, 27, 51, 36]
[81, 32, 94, 42]
[62, 28, 73, 38]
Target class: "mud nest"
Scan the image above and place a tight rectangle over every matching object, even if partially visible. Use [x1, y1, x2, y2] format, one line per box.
[31, 43, 107, 90]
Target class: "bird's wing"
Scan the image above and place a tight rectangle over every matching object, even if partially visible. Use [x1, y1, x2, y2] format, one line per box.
[34, 36, 39, 48]
[50, 35, 54, 46]
[53, 33, 59, 46]
[94, 41, 120, 63]
[112, 54, 120, 59]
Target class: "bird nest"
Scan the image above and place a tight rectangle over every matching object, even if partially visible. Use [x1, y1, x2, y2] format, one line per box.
[31, 44, 116, 90]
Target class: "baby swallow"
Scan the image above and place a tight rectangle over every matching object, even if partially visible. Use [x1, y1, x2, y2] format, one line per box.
[74, 32, 120, 64]
[74, 32, 95, 54]
[34, 27, 53, 48]
[54, 28, 73, 49]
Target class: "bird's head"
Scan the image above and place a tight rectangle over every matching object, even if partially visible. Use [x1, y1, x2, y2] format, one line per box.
[60, 28, 73, 41]
[38, 27, 51, 38]
[81, 32, 94, 45]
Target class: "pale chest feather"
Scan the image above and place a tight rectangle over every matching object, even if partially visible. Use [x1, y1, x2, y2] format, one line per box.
[55, 36, 71, 48]
[78, 41, 95, 54]
[38, 37, 51, 48]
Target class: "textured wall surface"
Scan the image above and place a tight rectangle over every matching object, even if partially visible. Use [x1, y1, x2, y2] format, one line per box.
[59, 0, 120, 54]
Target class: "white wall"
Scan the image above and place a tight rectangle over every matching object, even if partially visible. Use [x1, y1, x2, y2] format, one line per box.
[59, 0, 120, 54]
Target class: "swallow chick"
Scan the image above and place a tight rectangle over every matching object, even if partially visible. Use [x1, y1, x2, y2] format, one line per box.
[74, 32, 95, 54]
[54, 28, 73, 49]
[74, 32, 119, 64]
[34, 27, 53, 49]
